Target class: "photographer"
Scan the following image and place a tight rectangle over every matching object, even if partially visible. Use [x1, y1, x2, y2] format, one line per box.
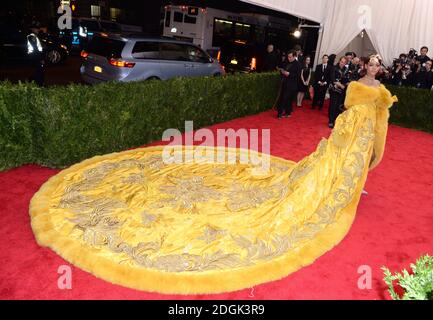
[416, 46, 430, 65]
[350, 56, 362, 81]
[328, 56, 348, 128]
[416, 59, 433, 89]
[391, 54, 412, 86]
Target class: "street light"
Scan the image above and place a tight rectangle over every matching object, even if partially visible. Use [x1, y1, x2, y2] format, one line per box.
[293, 29, 302, 38]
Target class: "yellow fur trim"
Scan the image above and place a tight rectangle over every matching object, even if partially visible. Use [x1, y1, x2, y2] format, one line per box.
[29, 146, 367, 295]
[370, 86, 398, 170]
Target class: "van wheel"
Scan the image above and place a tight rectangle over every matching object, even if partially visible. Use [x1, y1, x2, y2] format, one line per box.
[213, 73, 221, 77]
[147, 76, 160, 81]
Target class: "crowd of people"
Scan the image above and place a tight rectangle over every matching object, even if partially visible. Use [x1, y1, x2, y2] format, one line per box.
[262, 45, 432, 128]
[384, 47, 433, 89]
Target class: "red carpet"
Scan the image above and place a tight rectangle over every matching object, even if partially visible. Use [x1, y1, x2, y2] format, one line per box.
[1, 101, 432, 300]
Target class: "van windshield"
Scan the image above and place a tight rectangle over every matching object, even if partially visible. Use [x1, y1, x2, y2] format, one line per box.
[86, 36, 125, 58]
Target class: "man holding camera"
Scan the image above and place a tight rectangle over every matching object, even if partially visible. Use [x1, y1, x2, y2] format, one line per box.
[328, 56, 349, 128]
[391, 54, 412, 86]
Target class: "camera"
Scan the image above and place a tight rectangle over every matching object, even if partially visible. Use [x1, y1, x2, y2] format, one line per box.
[408, 48, 418, 60]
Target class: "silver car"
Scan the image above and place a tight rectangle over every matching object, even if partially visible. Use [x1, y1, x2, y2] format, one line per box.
[80, 34, 225, 83]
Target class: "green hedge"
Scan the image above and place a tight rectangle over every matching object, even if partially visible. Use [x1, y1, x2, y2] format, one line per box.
[0, 73, 280, 171]
[387, 85, 433, 134]
[1, 76, 432, 172]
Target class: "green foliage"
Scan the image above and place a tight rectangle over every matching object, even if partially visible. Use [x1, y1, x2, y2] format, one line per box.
[382, 254, 433, 300]
[1, 75, 432, 171]
[0, 73, 280, 171]
[387, 85, 433, 134]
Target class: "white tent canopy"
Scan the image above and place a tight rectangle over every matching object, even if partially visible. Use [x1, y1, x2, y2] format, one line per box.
[240, 0, 327, 23]
[241, 0, 433, 66]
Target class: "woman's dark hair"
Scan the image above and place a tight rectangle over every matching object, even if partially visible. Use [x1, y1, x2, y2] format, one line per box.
[328, 54, 336, 66]
[287, 49, 297, 57]
[359, 55, 383, 78]
[360, 56, 369, 64]
[303, 55, 312, 67]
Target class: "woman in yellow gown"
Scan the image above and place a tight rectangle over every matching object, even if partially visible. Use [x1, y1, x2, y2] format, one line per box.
[30, 55, 398, 294]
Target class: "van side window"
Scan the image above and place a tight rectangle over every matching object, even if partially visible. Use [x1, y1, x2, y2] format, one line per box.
[186, 45, 210, 63]
[132, 42, 160, 59]
[160, 43, 189, 61]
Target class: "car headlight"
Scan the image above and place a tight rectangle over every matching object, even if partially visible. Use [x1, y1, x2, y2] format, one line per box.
[60, 44, 67, 50]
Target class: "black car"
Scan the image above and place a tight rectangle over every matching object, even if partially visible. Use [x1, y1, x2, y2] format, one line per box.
[218, 40, 264, 73]
[58, 18, 122, 53]
[0, 25, 69, 65]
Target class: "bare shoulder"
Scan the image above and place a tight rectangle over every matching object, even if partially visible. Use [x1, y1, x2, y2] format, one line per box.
[357, 77, 368, 85]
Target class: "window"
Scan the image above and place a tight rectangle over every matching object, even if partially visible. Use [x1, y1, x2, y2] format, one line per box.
[186, 45, 210, 63]
[86, 36, 125, 58]
[160, 42, 189, 61]
[184, 15, 197, 24]
[110, 8, 122, 21]
[91, 5, 101, 18]
[132, 42, 161, 59]
[174, 12, 183, 23]
[213, 18, 233, 47]
[234, 23, 251, 41]
[165, 10, 171, 27]
[188, 7, 199, 16]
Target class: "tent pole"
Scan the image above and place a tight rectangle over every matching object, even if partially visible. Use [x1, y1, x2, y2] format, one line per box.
[314, 23, 324, 67]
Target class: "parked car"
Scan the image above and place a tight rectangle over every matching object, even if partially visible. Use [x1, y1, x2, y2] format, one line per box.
[59, 17, 122, 53]
[217, 40, 264, 73]
[0, 24, 69, 65]
[80, 34, 225, 84]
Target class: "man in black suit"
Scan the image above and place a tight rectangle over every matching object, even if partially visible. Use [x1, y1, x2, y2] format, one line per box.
[328, 56, 349, 128]
[420, 59, 433, 89]
[416, 46, 430, 65]
[312, 54, 330, 110]
[262, 44, 278, 72]
[276, 50, 301, 119]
